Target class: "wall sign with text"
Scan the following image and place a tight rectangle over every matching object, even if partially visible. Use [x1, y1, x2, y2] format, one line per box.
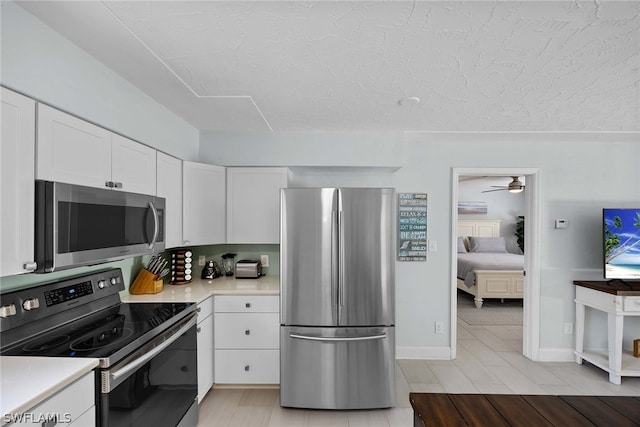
[397, 193, 427, 261]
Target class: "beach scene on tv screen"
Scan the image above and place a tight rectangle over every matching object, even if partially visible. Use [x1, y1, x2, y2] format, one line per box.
[604, 209, 640, 279]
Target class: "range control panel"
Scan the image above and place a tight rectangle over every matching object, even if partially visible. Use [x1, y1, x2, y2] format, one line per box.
[0, 268, 124, 331]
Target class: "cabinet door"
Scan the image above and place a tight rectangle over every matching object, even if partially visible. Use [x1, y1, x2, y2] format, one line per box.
[36, 104, 112, 189]
[226, 167, 289, 243]
[11, 373, 95, 426]
[111, 134, 156, 195]
[157, 152, 183, 248]
[0, 88, 36, 275]
[214, 349, 279, 384]
[182, 161, 225, 246]
[197, 312, 214, 403]
[214, 313, 279, 349]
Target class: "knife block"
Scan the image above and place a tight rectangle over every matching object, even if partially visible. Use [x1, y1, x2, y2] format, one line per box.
[130, 268, 164, 295]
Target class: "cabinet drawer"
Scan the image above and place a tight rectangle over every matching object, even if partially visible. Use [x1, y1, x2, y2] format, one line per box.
[11, 372, 94, 426]
[623, 296, 640, 312]
[214, 349, 279, 384]
[197, 297, 214, 322]
[214, 295, 279, 313]
[214, 313, 279, 349]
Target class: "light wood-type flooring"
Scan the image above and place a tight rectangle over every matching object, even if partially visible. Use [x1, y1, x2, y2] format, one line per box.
[197, 318, 640, 426]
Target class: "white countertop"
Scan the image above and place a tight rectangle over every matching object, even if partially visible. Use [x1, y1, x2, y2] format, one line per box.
[0, 356, 99, 426]
[121, 275, 279, 304]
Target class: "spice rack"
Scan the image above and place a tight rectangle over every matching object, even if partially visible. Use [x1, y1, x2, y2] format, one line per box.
[170, 249, 193, 285]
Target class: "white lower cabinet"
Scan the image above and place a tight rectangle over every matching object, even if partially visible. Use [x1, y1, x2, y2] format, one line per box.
[214, 349, 279, 384]
[214, 295, 280, 384]
[196, 297, 214, 403]
[11, 372, 95, 426]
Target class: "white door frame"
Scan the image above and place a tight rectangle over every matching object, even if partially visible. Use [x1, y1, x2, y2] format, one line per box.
[451, 168, 541, 360]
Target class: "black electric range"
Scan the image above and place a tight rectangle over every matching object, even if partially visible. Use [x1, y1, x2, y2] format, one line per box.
[0, 268, 194, 366]
[0, 268, 199, 427]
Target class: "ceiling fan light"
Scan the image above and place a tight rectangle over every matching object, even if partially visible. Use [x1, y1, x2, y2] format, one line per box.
[507, 176, 524, 193]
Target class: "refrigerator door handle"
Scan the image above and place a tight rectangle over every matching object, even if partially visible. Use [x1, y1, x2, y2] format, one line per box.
[332, 207, 339, 312]
[289, 332, 387, 342]
[338, 210, 345, 309]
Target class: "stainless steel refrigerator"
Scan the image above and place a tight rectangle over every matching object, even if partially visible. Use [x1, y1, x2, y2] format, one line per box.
[280, 187, 396, 409]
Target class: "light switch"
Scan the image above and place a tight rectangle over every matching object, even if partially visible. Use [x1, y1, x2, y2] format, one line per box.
[428, 240, 437, 252]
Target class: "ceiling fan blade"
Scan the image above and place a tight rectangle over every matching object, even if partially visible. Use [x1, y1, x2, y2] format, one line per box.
[481, 188, 507, 193]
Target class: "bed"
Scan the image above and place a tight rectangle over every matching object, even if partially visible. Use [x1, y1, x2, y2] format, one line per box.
[457, 220, 524, 308]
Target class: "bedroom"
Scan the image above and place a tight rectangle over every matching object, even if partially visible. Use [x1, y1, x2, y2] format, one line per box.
[456, 175, 525, 350]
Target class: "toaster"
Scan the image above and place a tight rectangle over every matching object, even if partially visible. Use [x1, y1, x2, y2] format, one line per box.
[235, 259, 262, 278]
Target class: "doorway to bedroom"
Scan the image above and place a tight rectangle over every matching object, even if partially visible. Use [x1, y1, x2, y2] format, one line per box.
[451, 168, 541, 361]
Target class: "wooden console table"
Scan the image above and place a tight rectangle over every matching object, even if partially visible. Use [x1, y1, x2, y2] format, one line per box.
[573, 280, 640, 384]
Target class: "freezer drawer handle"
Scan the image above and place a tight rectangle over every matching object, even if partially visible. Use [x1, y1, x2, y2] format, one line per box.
[289, 333, 386, 342]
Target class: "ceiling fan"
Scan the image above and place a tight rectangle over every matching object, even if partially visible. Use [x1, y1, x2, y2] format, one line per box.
[481, 176, 525, 193]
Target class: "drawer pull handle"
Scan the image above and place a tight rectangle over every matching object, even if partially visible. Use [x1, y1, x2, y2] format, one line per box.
[197, 307, 202, 312]
[197, 327, 201, 333]
[244, 365, 250, 371]
[245, 303, 251, 308]
[245, 329, 250, 335]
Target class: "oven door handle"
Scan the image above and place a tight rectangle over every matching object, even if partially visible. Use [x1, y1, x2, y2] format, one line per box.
[103, 314, 197, 393]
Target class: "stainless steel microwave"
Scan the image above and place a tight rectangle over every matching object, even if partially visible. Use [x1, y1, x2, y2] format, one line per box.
[35, 180, 165, 273]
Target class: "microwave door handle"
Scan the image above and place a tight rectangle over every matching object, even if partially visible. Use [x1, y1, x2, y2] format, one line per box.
[148, 201, 159, 250]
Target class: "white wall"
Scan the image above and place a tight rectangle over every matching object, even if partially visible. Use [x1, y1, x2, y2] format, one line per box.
[0, 2, 199, 160]
[201, 131, 640, 358]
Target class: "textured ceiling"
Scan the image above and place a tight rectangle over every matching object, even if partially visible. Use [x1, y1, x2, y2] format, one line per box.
[18, 1, 640, 132]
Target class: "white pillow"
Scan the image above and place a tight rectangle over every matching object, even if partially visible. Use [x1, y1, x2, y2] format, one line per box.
[468, 237, 508, 253]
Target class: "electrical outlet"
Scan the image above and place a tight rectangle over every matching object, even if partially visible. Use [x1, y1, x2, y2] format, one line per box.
[198, 255, 205, 266]
[435, 321, 444, 334]
[564, 322, 573, 335]
[260, 255, 269, 267]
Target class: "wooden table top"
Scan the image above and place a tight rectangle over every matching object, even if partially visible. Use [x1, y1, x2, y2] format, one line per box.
[573, 280, 640, 296]
[410, 393, 640, 427]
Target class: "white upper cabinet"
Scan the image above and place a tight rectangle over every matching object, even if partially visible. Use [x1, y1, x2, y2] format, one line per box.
[226, 167, 290, 244]
[36, 104, 111, 188]
[111, 134, 157, 195]
[36, 104, 156, 194]
[156, 152, 183, 249]
[182, 161, 226, 246]
[1, 88, 37, 276]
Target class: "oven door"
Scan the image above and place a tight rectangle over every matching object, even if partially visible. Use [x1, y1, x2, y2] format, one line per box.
[100, 313, 198, 427]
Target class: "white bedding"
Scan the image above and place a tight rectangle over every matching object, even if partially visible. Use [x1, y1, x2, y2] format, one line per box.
[457, 252, 524, 287]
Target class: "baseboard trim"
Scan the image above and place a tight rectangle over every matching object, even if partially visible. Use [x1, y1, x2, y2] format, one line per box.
[397, 346, 452, 359]
[536, 347, 575, 362]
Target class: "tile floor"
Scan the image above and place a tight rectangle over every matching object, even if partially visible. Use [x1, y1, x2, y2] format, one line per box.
[197, 318, 640, 426]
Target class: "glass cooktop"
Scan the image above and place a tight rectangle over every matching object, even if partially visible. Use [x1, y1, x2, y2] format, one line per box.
[0, 302, 192, 360]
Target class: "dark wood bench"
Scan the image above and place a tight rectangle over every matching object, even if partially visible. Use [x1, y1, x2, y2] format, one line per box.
[410, 393, 640, 426]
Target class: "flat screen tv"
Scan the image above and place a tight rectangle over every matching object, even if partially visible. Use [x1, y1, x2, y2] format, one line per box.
[603, 208, 640, 280]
